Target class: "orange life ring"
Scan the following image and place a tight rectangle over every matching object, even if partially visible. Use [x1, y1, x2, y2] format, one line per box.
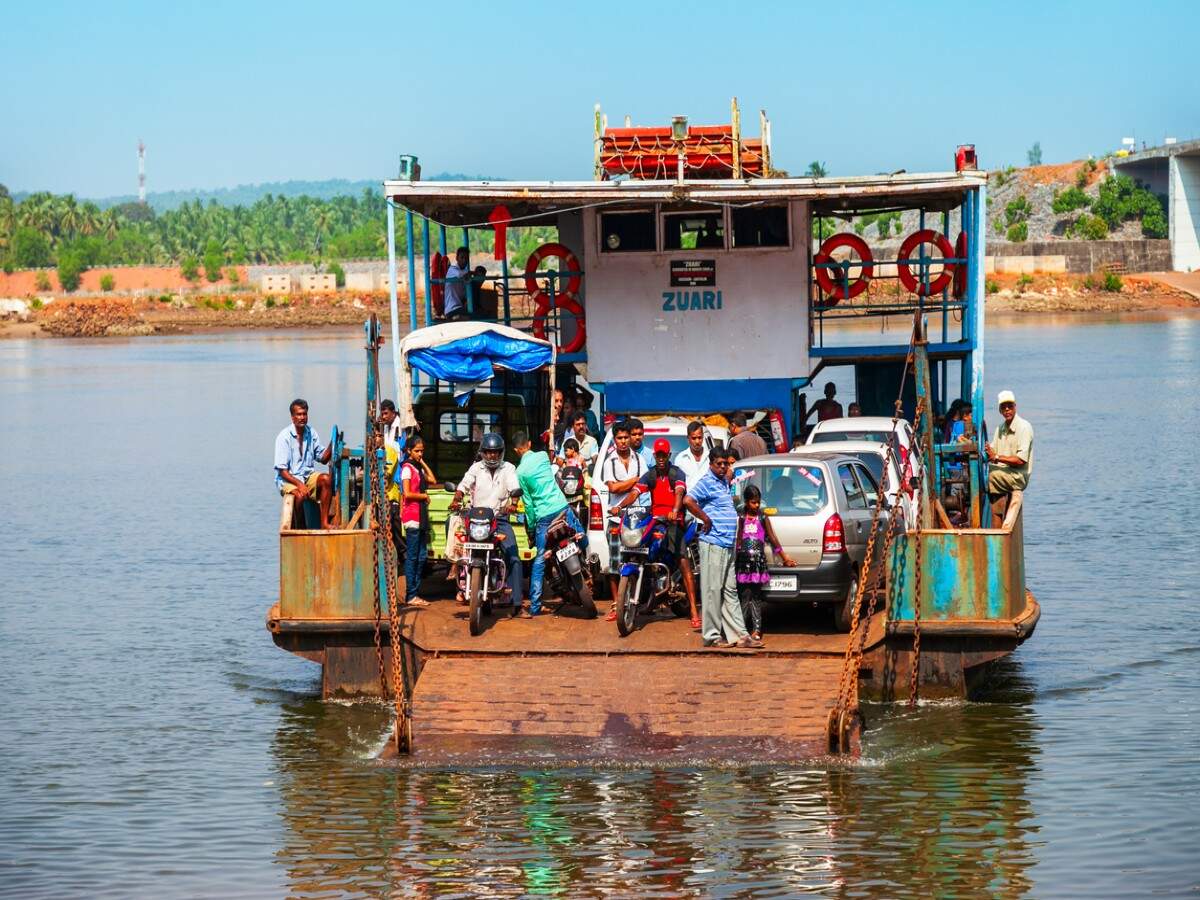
[813, 233, 874, 303]
[952, 231, 969, 299]
[898, 229, 956, 296]
[524, 243, 582, 307]
[531, 296, 587, 354]
[429, 252, 449, 316]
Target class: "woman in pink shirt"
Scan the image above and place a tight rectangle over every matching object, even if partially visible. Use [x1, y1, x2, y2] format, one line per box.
[400, 437, 434, 607]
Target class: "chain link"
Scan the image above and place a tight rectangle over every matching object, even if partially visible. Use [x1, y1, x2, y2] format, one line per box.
[908, 396, 931, 709]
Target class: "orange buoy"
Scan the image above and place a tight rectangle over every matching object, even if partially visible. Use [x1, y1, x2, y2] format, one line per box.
[898, 229, 956, 296]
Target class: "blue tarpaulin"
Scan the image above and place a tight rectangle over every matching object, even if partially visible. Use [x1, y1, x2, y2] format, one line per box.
[408, 331, 552, 383]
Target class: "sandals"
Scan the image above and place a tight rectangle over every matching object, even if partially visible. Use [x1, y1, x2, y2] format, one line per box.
[605, 607, 618, 622]
[406, 597, 431, 608]
[736, 636, 764, 649]
[690, 616, 702, 631]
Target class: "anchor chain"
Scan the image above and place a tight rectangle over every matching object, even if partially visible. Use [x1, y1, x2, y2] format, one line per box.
[365, 407, 411, 752]
[908, 396, 932, 708]
[826, 348, 914, 754]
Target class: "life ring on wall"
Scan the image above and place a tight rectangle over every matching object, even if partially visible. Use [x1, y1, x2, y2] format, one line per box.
[524, 242, 582, 307]
[898, 229, 956, 296]
[429, 252, 449, 316]
[813, 233, 874, 303]
[531, 295, 587, 354]
[952, 231, 969, 299]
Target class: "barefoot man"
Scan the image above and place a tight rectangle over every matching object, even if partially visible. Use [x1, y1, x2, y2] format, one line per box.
[275, 398, 335, 528]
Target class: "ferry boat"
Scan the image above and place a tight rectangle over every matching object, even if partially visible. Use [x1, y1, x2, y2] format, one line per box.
[266, 103, 1039, 757]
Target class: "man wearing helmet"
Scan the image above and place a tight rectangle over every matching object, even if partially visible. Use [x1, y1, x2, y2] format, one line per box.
[449, 432, 524, 610]
[608, 437, 700, 627]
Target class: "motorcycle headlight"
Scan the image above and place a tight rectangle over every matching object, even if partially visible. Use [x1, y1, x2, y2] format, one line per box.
[620, 526, 643, 549]
[469, 521, 492, 542]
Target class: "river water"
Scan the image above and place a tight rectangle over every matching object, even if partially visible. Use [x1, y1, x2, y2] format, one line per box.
[2, 315, 1198, 898]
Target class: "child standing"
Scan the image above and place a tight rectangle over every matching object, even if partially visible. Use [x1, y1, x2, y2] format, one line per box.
[735, 485, 795, 644]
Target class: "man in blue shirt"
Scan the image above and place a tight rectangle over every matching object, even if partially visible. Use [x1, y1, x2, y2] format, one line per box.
[684, 444, 757, 649]
[274, 398, 335, 528]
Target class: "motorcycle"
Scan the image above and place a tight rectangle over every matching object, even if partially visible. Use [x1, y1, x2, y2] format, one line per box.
[540, 510, 596, 618]
[557, 462, 588, 530]
[453, 503, 511, 636]
[612, 508, 699, 637]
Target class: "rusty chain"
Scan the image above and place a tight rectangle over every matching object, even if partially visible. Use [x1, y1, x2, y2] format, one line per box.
[907, 397, 931, 708]
[827, 345, 914, 753]
[364, 406, 411, 751]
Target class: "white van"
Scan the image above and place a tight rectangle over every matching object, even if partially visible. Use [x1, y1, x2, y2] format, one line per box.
[586, 417, 728, 577]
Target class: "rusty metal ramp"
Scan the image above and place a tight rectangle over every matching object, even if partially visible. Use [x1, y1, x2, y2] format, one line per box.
[406, 655, 844, 762]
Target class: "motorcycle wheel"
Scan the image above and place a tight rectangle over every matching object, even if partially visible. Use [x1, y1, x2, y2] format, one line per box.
[616, 574, 637, 636]
[574, 571, 597, 619]
[468, 567, 485, 636]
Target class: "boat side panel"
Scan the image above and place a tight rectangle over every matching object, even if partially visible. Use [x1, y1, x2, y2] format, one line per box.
[280, 531, 374, 619]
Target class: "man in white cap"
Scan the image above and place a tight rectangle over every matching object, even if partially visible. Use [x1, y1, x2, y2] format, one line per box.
[984, 390, 1033, 527]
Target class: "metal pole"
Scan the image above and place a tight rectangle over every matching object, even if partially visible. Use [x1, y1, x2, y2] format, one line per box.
[462, 226, 474, 315]
[500, 251, 511, 326]
[386, 201, 402, 404]
[422, 217, 433, 326]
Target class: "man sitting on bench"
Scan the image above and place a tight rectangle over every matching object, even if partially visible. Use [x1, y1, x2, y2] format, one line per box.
[985, 390, 1033, 529]
[275, 397, 335, 528]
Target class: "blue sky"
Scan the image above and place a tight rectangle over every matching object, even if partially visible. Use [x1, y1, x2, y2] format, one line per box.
[2, 0, 1196, 197]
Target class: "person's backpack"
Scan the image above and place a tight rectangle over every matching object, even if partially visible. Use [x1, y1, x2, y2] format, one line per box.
[642, 465, 685, 495]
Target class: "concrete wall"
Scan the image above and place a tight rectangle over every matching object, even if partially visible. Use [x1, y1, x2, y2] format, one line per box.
[989, 239, 1170, 273]
[260, 273, 292, 293]
[583, 201, 809, 385]
[301, 273, 336, 292]
[1170, 156, 1200, 271]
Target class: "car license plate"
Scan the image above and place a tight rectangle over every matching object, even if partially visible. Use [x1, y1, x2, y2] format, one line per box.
[555, 543, 580, 562]
[463, 542, 493, 551]
[768, 575, 797, 592]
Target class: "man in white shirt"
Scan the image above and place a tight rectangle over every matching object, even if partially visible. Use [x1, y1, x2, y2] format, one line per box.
[443, 247, 471, 320]
[379, 399, 403, 449]
[559, 412, 598, 468]
[599, 421, 646, 603]
[449, 433, 523, 608]
[673, 420, 710, 492]
[274, 398, 334, 528]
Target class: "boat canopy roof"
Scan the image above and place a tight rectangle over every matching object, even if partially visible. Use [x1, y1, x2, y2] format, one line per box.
[397, 322, 555, 429]
[383, 171, 987, 227]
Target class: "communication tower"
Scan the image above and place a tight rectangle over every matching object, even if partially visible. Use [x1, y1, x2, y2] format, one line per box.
[138, 140, 146, 204]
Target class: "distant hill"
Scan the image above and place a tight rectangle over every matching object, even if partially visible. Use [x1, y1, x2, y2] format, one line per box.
[10, 173, 499, 213]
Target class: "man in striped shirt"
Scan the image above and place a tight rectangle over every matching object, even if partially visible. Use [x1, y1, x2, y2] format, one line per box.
[684, 444, 758, 649]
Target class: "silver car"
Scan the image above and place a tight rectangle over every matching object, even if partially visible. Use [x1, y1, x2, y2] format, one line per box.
[730, 451, 890, 631]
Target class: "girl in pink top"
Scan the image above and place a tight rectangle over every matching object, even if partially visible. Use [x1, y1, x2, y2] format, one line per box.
[735, 485, 795, 644]
[400, 437, 434, 607]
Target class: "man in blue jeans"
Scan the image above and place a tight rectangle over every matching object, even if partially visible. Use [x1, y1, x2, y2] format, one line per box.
[514, 431, 583, 617]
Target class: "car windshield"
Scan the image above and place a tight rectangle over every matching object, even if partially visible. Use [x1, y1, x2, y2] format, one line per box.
[732, 464, 828, 516]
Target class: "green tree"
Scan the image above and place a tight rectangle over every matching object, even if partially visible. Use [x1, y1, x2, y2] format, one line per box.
[805, 161, 828, 178]
[328, 261, 346, 287]
[100, 273, 115, 291]
[181, 255, 200, 282]
[1051, 187, 1090, 215]
[1006, 222, 1028, 242]
[1027, 142, 1042, 166]
[12, 226, 52, 267]
[56, 248, 87, 292]
[202, 239, 223, 282]
[35, 271, 52, 291]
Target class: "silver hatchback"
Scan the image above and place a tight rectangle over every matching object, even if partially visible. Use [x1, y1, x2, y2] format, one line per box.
[730, 451, 890, 631]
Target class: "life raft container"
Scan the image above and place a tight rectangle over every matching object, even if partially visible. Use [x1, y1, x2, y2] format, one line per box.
[898, 229, 957, 296]
[813, 233, 874, 303]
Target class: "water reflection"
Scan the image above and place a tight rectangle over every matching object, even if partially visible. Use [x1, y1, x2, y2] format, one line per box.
[269, 666, 1039, 897]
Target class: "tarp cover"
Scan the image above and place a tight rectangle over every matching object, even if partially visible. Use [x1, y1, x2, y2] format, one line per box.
[397, 322, 554, 429]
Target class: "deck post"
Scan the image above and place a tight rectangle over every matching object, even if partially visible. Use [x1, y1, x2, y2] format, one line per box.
[422, 217, 433, 326]
[406, 208, 418, 335]
[462, 226, 474, 315]
[386, 201, 402, 402]
[968, 186, 990, 525]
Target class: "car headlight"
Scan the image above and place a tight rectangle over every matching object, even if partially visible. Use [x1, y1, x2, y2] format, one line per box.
[620, 526, 643, 549]
[469, 521, 492, 542]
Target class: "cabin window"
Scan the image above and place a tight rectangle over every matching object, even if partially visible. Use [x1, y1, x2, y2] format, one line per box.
[663, 212, 725, 251]
[853, 464, 881, 508]
[440, 411, 502, 443]
[731, 205, 789, 248]
[600, 211, 656, 252]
